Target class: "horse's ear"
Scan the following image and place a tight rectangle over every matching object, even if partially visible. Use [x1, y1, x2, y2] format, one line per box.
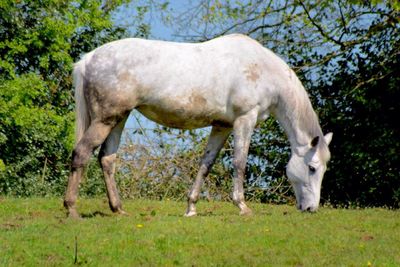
[324, 132, 333, 146]
[311, 136, 319, 147]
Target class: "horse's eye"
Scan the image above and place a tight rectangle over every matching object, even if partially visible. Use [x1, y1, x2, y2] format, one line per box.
[309, 165, 316, 173]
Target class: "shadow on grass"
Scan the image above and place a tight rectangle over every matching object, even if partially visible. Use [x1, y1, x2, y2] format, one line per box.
[166, 212, 220, 218]
[81, 211, 111, 218]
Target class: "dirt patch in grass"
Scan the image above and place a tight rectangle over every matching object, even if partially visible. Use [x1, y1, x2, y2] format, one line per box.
[361, 235, 374, 241]
[1, 223, 22, 230]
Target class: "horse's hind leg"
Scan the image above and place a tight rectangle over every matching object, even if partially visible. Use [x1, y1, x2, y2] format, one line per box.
[64, 121, 113, 218]
[185, 126, 231, 217]
[232, 108, 258, 216]
[98, 117, 128, 215]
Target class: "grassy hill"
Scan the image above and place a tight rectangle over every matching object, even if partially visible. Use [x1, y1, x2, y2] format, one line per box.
[1, 197, 399, 266]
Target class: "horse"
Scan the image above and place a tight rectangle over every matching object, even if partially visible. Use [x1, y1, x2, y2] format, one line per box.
[64, 34, 332, 218]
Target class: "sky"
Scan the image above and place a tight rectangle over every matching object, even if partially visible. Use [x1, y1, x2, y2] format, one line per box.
[113, 1, 188, 41]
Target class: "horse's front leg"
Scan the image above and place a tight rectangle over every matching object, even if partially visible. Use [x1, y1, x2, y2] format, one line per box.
[185, 126, 231, 217]
[232, 108, 258, 215]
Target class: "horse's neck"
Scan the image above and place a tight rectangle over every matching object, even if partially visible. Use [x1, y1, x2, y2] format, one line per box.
[273, 85, 322, 150]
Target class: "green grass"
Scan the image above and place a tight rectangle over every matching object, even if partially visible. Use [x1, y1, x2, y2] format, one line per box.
[0, 197, 399, 266]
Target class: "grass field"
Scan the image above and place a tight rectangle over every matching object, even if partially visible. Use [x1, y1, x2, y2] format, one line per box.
[0, 197, 399, 266]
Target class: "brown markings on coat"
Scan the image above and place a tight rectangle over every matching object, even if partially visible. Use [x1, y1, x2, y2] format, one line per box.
[189, 91, 207, 110]
[87, 71, 139, 125]
[244, 63, 260, 82]
[116, 72, 140, 108]
[118, 72, 131, 83]
[137, 90, 213, 129]
[117, 71, 140, 91]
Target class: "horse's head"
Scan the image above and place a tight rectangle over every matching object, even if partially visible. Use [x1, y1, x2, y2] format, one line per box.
[286, 133, 333, 212]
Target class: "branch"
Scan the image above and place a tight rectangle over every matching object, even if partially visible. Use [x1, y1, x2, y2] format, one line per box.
[350, 48, 399, 92]
[247, 3, 300, 36]
[337, 0, 348, 38]
[298, 0, 345, 49]
[216, 16, 260, 37]
[247, 21, 288, 35]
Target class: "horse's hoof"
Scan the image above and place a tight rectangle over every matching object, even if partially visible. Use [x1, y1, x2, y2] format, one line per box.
[184, 210, 197, 217]
[115, 209, 129, 216]
[239, 207, 253, 216]
[67, 210, 81, 219]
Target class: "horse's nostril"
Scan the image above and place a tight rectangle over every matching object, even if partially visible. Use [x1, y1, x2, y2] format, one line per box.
[306, 207, 312, 212]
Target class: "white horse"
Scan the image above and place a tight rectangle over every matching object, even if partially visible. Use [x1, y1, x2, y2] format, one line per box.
[64, 34, 332, 218]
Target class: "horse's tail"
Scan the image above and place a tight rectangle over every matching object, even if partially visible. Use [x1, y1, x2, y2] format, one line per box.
[73, 52, 93, 144]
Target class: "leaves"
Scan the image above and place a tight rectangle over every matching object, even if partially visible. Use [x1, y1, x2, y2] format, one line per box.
[0, 0, 129, 196]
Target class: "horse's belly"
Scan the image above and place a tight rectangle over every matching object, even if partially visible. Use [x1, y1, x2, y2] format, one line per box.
[137, 105, 215, 129]
[136, 90, 233, 130]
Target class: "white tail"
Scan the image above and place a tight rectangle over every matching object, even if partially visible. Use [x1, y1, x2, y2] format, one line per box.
[73, 53, 93, 144]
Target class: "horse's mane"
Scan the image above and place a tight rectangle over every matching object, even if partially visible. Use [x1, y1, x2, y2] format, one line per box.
[290, 77, 331, 160]
[296, 84, 323, 140]
[278, 70, 324, 146]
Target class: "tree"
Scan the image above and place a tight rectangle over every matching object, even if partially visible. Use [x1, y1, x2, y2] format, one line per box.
[0, 0, 130, 196]
[316, 11, 400, 207]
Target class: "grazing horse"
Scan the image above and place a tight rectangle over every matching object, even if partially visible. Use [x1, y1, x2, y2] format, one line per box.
[64, 34, 332, 218]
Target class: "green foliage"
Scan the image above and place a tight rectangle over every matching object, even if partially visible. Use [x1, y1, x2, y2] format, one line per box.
[0, 73, 73, 196]
[1, 198, 399, 266]
[316, 13, 400, 207]
[0, 0, 130, 196]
